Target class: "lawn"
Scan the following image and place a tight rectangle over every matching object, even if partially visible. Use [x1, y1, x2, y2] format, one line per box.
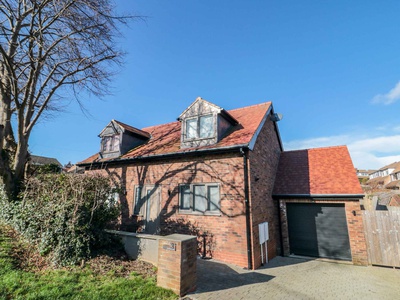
[0, 225, 177, 300]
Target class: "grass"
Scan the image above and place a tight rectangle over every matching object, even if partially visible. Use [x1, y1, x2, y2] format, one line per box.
[0, 225, 177, 300]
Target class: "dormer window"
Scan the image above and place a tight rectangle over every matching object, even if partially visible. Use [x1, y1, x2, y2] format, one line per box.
[102, 135, 120, 152]
[99, 120, 150, 159]
[179, 97, 239, 149]
[186, 115, 214, 139]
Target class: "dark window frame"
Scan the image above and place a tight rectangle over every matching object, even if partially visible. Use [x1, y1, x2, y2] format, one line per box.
[179, 183, 221, 215]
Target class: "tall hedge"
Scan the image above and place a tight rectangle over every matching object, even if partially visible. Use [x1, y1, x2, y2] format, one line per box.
[0, 174, 120, 266]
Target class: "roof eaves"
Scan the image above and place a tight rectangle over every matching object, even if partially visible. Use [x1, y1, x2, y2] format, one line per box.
[247, 104, 283, 151]
[77, 144, 249, 167]
[248, 105, 272, 150]
[114, 120, 151, 139]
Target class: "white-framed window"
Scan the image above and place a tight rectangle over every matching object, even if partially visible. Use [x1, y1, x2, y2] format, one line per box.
[179, 183, 220, 213]
[102, 134, 120, 152]
[185, 115, 214, 139]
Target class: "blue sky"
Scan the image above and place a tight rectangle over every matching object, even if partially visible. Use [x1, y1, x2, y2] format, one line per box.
[29, 0, 400, 169]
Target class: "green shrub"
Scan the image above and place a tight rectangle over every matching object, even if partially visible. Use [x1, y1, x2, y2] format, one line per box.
[0, 174, 120, 266]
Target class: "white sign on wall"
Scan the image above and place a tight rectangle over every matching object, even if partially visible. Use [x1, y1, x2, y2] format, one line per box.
[259, 222, 269, 244]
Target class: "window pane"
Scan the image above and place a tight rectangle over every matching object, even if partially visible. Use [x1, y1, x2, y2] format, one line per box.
[106, 136, 112, 151]
[112, 135, 120, 151]
[186, 119, 198, 139]
[102, 137, 109, 152]
[193, 185, 207, 213]
[200, 115, 213, 138]
[134, 186, 142, 215]
[180, 185, 191, 209]
[208, 185, 220, 211]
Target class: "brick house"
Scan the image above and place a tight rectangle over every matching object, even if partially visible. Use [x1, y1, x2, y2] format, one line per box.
[273, 146, 368, 265]
[78, 97, 368, 268]
[78, 97, 283, 269]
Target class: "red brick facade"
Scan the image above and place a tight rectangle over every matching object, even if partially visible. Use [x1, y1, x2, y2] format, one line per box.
[84, 116, 282, 269]
[248, 118, 282, 268]
[88, 153, 250, 267]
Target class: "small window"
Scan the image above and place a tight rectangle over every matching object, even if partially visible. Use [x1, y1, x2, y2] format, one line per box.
[134, 186, 142, 215]
[186, 119, 198, 139]
[185, 115, 214, 140]
[101, 134, 120, 152]
[179, 183, 220, 213]
[208, 185, 219, 211]
[199, 115, 213, 138]
[112, 135, 120, 151]
[180, 185, 191, 209]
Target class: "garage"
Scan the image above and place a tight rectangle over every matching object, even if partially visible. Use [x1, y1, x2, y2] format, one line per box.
[286, 203, 351, 261]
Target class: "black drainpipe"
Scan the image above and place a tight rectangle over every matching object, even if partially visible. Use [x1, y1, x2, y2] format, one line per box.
[240, 147, 253, 270]
[276, 198, 284, 256]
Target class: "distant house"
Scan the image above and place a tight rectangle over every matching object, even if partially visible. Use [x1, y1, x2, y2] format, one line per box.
[77, 97, 367, 268]
[356, 168, 375, 186]
[28, 155, 62, 174]
[386, 165, 400, 190]
[365, 162, 400, 190]
[63, 162, 85, 174]
[364, 192, 400, 211]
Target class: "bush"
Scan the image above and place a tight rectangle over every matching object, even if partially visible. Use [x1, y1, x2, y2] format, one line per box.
[0, 174, 120, 266]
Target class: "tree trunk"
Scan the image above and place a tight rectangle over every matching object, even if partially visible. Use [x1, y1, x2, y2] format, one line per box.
[0, 94, 17, 199]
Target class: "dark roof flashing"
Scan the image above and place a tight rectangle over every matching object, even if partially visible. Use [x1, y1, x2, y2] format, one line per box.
[272, 193, 365, 199]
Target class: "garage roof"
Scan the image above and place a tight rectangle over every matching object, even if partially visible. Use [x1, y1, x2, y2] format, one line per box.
[273, 146, 364, 197]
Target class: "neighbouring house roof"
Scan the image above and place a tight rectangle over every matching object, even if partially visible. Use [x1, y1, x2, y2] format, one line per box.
[389, 194, 400, 207]
[367, 176, 386, 184]
[392, 164, 400, 174]
[30, 155, 62, 167]
[79, 102, 276, 165]
[386, 180, 400, 189]
[273, 146, 364, 197]
[378, 161, 399, 171]
[356, 169, 376, 176]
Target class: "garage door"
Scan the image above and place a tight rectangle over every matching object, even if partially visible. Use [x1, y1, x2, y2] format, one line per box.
[286, 203, 351, 261]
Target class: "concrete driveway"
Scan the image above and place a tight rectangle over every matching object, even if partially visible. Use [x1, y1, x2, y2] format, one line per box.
[186, 256, 400, 300]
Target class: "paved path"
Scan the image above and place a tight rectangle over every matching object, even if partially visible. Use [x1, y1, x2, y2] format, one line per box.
[186, 256, 400, 300]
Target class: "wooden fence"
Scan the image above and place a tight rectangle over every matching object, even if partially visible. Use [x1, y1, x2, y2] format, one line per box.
[362, 210, 400, 267]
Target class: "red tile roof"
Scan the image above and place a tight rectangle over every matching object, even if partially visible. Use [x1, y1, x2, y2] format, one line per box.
[79, 102, 272, 164]
[273, 146, 363, 196]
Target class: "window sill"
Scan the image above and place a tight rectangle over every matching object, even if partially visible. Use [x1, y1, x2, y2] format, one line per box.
[183, 136, 215, 142]
[178, 210, 221, 216]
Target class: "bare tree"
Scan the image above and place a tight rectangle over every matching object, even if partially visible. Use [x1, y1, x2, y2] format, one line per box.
[0, 0, 134, 197]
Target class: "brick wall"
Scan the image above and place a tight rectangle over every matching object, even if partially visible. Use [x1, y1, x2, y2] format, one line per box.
[157, 234, 197, 296]
[279, 199, 368, 266]
[248, 116, 282, 269]
[345, 201, 368, 265]
[86, 152, 250, 268]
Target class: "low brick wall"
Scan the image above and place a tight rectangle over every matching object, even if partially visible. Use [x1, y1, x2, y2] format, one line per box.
[106, 230, 160, 265]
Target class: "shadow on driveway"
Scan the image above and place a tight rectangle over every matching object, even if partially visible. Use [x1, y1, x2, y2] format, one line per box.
[190, 256, 400, 300]
[195, 258, 275, 293]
